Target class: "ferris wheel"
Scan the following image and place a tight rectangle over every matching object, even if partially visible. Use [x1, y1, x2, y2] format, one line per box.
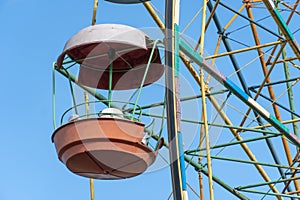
[51, 0, 300, 199]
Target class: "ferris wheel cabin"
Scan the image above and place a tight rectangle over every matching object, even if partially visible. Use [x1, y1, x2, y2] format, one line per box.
[52, 24, 164, 179]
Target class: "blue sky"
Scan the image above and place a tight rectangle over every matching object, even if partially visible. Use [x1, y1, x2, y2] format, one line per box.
[1, 0, 300, 200]
[0, 1, 175, 200]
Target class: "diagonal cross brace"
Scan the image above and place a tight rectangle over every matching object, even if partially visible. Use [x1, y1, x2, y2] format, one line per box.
[179, 39, 300, 147]
[262, 0, 300, 60]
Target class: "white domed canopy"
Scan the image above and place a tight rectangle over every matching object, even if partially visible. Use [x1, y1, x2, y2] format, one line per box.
[56, 24, 164, 90]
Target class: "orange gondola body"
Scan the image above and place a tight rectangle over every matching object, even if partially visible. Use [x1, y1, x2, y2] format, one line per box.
[52, 24, 164, 179]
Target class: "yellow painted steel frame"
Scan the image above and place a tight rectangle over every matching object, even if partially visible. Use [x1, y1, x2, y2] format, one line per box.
[199, 1, 214, 200]
[142, 2, 291, 199]
[89, 1, 98, 199]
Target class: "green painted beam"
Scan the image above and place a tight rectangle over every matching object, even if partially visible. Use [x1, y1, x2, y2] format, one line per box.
[188, 153, 300, 170]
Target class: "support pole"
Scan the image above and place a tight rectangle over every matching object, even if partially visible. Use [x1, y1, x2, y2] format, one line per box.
[282, 46, 299, 135]
[276, 0, 300, 138]
[199, 0, 214, 199]
[200, 69, 214, 200]
[89, 1, 98, 199]
[165, 0, 186, 199]
[90, 178, 95, 200]
[107, 51, 115, 108]
[276, 1, 300, 196]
